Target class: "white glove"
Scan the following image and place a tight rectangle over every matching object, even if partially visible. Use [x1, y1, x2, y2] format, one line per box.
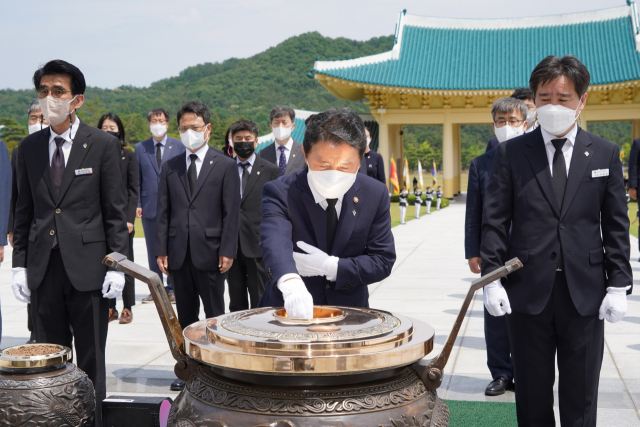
[278, 276, 314, 319]
[483, 279, 512, 317]
[598, 287, 628, 323]
[11, 267, 30, 303]
[102, 271, 125, 299]
[292, 241, 339, 282]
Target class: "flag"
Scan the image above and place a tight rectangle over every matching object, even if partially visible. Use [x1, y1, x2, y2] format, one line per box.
[403, 157, 410, 189]
[389, 158, 399, 194]
[432, 161, 438, 187]
[417, 161, 424, 190]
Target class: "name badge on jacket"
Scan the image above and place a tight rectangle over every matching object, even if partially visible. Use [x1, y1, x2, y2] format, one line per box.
[591, 169, 609, 178]
[75, 168, 93, 176]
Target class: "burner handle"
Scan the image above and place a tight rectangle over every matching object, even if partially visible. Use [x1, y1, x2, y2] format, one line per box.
[411, 257, 523, 390]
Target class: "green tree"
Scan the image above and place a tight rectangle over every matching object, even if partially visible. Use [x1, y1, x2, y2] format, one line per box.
[0, 117, 27, 143]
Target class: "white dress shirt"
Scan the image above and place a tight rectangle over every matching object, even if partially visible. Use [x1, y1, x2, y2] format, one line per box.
[185, 143, 209, 177]
[274, 137, 294, 164]
[307, 173, 344, 217]
[153, 134, 168, 158]
[236, 153, 256, 197]
[541, 124, 578, 178]
[49, 117, 81, 166]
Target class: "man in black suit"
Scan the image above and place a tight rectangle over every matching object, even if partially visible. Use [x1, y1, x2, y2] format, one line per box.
[156, 101, 240, 390]
[628, 137, 640, 257]
[485, 88, 538, 153]
[259, 105, 306, 175]
[227, 120, 280, 312]
[465, 97, 529, 396]
[12, 60, 128, 427]
[481, 55, 632, 427]
[359, 126, 386, 184]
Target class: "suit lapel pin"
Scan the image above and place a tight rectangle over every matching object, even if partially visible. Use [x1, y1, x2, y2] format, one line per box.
[292, 154, 296, 157]
[585, 151, 589, 156]
[257, 171, 260, 175]
[83, 143, 87, 148]
[169, 146, 172, 149]
[209, 160, 213, 164]
[352, 210, 357, 216]
[353, 197, 359, 203]
[122, 156, 125, 160]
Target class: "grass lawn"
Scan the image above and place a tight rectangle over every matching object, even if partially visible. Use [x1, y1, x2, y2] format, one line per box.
[134, 218, 145, 238]
[629, 201, 638, 238]
[390, 202, 440, 228]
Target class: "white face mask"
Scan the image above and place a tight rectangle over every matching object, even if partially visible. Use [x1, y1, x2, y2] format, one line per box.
[494, 124, 525, 143]
[526, 109, 536, 124]
[366, 138, 371, 146]
[536, 103, 580, 136]
[273, 125, 292, 141]
[307, 167, 357, 199]
[39, 95, 77, 126]
[150, 123, 167, 138]
[28, 123, 49, 135]
[180, 129, 207, 151]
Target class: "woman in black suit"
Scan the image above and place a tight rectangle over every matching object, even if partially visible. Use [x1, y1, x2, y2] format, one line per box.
[98, 113, 139, 324]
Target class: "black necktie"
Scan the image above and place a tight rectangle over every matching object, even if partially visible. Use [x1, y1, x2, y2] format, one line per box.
[551, 138, 568, 209]
[239, 162, 250, 197]
[51, 137, 66, 247]
[326, 198, 338, 255]
[188, 154, 198, 196]
[156, 143, 162, 168]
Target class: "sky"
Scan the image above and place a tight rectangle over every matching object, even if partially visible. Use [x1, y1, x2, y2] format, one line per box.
[0, 0, 629, 90]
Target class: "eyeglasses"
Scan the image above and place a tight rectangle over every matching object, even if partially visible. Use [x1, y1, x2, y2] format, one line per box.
[178, 124, 207, 133]
[149, 119, 167, 125]
[37, 87, 71, 99]
[494, 119, 524, 127]
[28, 114, 44, 124]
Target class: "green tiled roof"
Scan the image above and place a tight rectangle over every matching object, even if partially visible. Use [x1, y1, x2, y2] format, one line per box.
[312, 5, 640, 90]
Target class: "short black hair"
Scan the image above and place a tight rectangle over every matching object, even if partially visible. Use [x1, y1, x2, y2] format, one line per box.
[303, 108, 366, 157]
[511, 88, 534, 101]
[270, 105, 295, 123]
[529, 55, 591, 98]
[147, 108, 170, 122]
[33, 60, 86, 95]
[176, 101, 210, 125]
[97, 112, 126, 145]
[230, 119, 259, 139]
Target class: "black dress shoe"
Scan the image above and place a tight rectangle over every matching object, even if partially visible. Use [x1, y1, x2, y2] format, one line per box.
[485, 377, 513, 396]
[170, 379, 185, 391]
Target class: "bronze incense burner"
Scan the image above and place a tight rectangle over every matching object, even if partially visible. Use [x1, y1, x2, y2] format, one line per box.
[104, 253, 522, 427]
[0, 344, 95, 426]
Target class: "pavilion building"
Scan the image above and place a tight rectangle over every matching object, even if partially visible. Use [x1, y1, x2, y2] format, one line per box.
[311, 3, 640, 197]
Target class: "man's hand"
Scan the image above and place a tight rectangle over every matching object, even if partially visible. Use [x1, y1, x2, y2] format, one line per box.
[8, 232, 13, 248]
[278, 276, 314, 319]
[127, 222, 134, 233]
[292, 241, 339, 281]
[483, 279, 512, 316]
[599, 287, 628, 323]
[102, 271, 125, 299]
[11, 268, 30, 303]
[136, 207, 142, 218]
[630, 188, 637, 200]
[468, 257, 481, 274]
[157, 256, 169, 275]
[0, 245, 4, 263]
[219, 256, 233, 273]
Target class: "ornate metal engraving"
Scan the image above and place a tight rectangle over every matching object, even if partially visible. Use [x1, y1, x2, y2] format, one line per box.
[186, 366, 426, 416]
[381, 390, 449, 427]
[219, 308, 400, 342]
[168, 402, 216, 427]
[0, 364, 95, 427]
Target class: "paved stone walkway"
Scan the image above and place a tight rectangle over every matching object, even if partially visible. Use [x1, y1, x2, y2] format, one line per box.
[1, 193, 639, 426]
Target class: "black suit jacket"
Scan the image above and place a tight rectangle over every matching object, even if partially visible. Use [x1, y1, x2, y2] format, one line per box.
[120, 148, 138, 224]
[237, 155, 280, 258]
[359, 150, 386, 184]
[485, 136, 499, 153]
[465, 149, 496, 259]
[12, 121, 128, 291]
[481, 127, 632, 316]
[7, 146, 18, 233]
[259, 139, 306, 174]
[155, 147, 240, 271]
[628, 138, 640, 190]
